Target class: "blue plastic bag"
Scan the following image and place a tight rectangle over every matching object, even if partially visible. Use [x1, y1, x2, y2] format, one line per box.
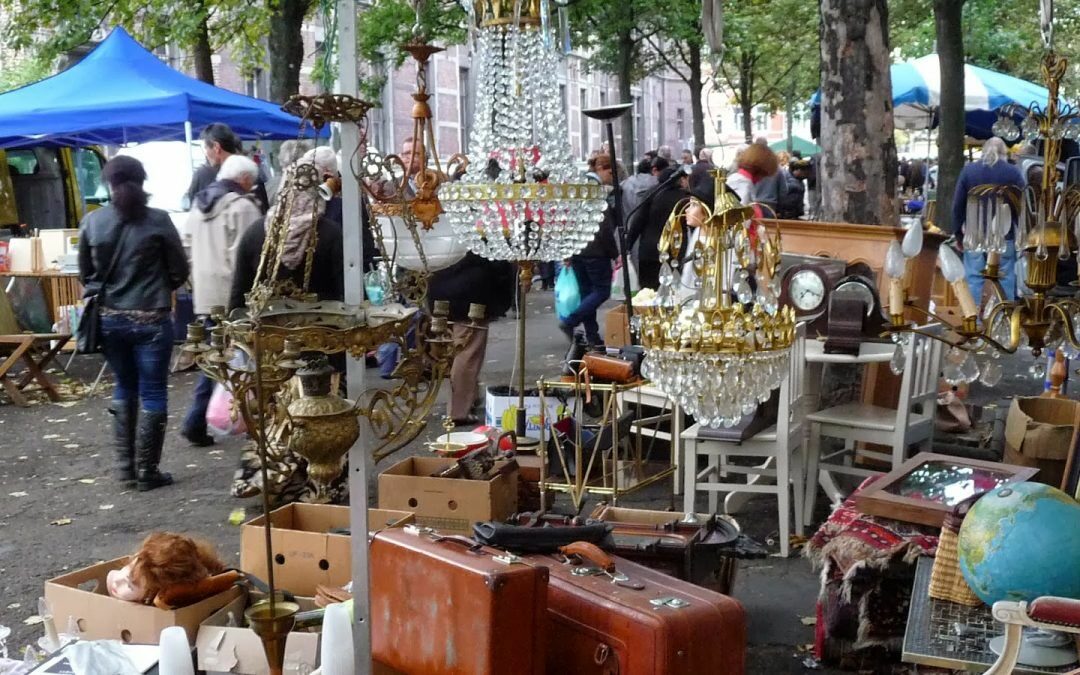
[554, 265, 581, 322]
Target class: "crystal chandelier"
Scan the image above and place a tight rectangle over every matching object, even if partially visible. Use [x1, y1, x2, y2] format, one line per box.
[440, 0, 607, 261]
[886, 23, 1080, 386]
[638, 171, 796, 428]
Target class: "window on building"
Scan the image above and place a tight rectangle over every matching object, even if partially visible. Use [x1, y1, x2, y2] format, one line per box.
[459, 67, 472, 152]
[580, 88, 590, 157]
[676, 108, 685, 144]
[560, 84, 569, 121]
[245, 68, 264, 99]
[599, 90, 607, 109]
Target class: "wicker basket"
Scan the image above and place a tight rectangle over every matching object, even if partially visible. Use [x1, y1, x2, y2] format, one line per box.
[928, 495, 983, 606]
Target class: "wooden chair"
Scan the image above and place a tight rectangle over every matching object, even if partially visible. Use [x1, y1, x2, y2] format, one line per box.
[681, 323, 808, 557]
[0, 284, 70, 406]
[803, 324, 944, 524]
[986, 598, 1080, 674]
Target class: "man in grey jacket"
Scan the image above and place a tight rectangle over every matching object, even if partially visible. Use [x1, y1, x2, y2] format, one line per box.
[180, 154, 262, 446]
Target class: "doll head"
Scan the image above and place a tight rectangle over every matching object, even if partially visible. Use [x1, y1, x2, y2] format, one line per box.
[107, 532, 225, 604]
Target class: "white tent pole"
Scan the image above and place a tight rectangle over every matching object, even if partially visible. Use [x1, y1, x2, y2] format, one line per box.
[337, 0, 373, 672]
[184, 120, 196, 173]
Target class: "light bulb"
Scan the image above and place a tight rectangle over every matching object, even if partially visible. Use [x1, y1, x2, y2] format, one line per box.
[885, 241, 906, 279]
[937, 245, 965, 283]
[902, 221, 923, 258]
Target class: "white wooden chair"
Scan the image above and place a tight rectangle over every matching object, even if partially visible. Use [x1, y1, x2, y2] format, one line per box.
[681, 323, 808, 557]
[803, 324, 944, 525]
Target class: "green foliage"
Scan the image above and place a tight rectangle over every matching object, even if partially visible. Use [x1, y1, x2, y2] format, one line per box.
[716, 0, 819, 117]
[0, 58, 53, 93]
[637, 0, 704, 84]
[566, 0, 662, 82]
[357, 0, 467, 67]
[890, 0, 1080, 82]
[0, 0, 271, 80]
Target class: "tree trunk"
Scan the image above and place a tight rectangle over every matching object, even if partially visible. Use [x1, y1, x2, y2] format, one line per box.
[689, 42, 706, 150]
[617, 30, 636, 170]
[934, 0, 966, 234]
[786, 86, 795, 153]
[818, 0, 897, 225]
[192, 15, 215, 85]
[268, 0, 312, 103]
[740, 53, 754, 143]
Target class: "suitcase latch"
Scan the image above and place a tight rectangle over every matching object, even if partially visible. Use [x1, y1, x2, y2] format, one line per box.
[650, 596, 691, 609]
[571, 566, 606, 577]
[493, 553, 523, 565]
[404, 525, 437, 537]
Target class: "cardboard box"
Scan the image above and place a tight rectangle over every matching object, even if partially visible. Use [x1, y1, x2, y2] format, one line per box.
[241, 504, 413, 597]
[197, 592, 320, 675]
[44, 557, 243, 645]
[484, 385, 566, 438]
[378, 456, 518, 535]
[1004, 396, 1080, 487]
[604, 303, 631, 347]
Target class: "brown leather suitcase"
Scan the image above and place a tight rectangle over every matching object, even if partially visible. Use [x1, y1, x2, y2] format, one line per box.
[370, 526, 549, 674]
[524, 542, 746, 675]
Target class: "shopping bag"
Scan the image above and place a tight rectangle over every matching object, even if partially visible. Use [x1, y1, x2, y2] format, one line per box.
[611, 258, 639, 298]
[206, 383, 247, 436]
[554, 265, 581, 322]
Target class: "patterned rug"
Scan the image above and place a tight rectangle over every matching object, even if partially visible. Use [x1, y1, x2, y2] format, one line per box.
[805, 477, 939, 666]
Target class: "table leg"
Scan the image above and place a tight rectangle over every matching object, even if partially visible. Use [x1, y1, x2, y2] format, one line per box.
[16, 339, 68, 401]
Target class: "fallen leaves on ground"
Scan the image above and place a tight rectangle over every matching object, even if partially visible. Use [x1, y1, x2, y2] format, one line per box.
[23, 615, 43, 626]
[99, 504, 114, 511]
[9, 491, 27, 497]
[50, 518, 72, 526]
[77, 478, 96, 485]
[800, 616, 817, 626]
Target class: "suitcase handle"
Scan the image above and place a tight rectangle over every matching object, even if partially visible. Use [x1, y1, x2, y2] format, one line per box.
[559, 541, 616, 573]
[429, 533, 485, 552]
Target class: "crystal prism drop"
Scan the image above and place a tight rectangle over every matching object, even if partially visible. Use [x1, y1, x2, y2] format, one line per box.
[1030, 360, 1047, 380]
[959, 352, 981, 384]
[979, 360, 1003, 387]
[889, 344, 906, 375]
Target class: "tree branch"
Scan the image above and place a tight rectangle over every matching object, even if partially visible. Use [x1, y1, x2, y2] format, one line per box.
[754, 56, 804, 106]
[642, 33, 692, 86]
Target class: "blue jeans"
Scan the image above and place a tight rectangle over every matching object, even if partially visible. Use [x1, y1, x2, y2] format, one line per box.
[182, 317, 215, 436]
[101, 313, 174, 413]
[564, 256, 613, 344]
[377, 321, 417, 378]
[964, 247, 1018, 306]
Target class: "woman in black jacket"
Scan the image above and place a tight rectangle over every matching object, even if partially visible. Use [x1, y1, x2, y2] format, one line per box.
[627, 166, 690, 289]
[78, 156, 189, 491]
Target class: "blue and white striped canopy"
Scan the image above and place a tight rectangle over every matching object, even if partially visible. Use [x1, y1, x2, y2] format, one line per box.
[811, 54, 1050, 131]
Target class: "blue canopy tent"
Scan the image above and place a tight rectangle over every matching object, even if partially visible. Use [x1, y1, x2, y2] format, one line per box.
[0, 27, 323, 148]
[810, 54, 1050, 140]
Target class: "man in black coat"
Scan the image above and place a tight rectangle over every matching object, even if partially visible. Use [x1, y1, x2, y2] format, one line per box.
[428, 253, 515, 425]
[627, 165, 690, 290]
[186, 123, 270, 213]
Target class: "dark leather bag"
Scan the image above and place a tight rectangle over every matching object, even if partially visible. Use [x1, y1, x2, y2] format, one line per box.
[77, 225, 129, 354]
[472, 521, 613, 553]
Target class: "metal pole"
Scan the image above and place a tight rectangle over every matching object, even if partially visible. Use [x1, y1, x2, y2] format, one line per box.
[337, 0, 373, 672]
[604, 120, 636, 342]
[184, 120, 196, 174]
[516, 262, 529, 437]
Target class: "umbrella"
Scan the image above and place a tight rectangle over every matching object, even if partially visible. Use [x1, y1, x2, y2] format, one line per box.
[810, 54, 1049, 131]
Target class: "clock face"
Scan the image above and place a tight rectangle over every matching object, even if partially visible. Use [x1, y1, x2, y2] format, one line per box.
[834, 279, 876, 317]
[789, 269, 826, 312]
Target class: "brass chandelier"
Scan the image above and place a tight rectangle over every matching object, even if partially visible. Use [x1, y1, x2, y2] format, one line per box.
[886, 8, 1080, 386]
[638, 171, 796, 427]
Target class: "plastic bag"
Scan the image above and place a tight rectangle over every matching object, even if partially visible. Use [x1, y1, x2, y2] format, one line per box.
[611, 258, 639, 298]
[66, 641, 140, 675]
[554, 265, 581, 322]
[207, 384, 246, 436]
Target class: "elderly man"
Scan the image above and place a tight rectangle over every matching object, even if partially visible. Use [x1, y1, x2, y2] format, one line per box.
[180, 154, 263, 446]
[690, 147, 714, 192]
[186, 123, 270, 213]
[953, 137, 1026, 302]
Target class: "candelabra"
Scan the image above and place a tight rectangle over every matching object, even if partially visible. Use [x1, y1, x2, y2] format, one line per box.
[637, 171, 796, 427]
[885, 46, 1080, 387]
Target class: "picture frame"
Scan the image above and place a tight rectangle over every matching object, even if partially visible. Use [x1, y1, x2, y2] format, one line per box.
[854, 452, 1039, 528]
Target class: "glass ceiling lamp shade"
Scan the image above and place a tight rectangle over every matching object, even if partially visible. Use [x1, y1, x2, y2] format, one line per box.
[440, 0, 607, 261]
[637, 171, 796, 428]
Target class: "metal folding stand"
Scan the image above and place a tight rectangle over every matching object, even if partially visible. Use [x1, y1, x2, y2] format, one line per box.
[538, 368, 675, 511]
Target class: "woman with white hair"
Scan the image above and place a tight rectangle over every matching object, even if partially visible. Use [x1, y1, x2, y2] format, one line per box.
[180, 153, 264, 447]
[952, 136, 1026, 302]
